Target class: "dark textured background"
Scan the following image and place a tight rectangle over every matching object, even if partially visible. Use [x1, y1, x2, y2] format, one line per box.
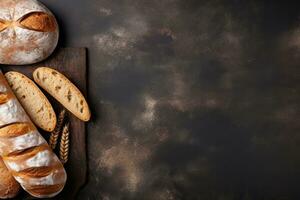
[42, 0, 300, 199]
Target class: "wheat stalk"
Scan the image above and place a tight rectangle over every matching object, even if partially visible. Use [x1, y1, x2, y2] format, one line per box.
[49, 109, 66, 149]
[59, 123, 70, 164]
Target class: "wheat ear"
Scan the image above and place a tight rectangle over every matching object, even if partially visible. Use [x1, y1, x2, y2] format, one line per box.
[59, 123, 70, 164]
[49, 109, 66, 149]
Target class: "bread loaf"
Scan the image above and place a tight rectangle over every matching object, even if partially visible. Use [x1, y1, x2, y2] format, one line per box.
[5, 71, 57, 132]
[33, 67, 91, 121]
[0, 71, 66, 198]
[0, 0, 59, 65]
[0, 158, 20, 199]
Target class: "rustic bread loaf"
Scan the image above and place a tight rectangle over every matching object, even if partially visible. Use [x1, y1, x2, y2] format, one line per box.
[0, 158, 20, 199]
[33, 67, 91, 121]
[0, 71, 67, 198]
[0, 0, 59, 65]
[5, 71, 57, 132]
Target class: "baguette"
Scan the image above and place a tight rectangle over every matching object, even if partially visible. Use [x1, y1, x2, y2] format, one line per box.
[0, 158, 20, 199]
[0, 71, 67, 198]
[33, 67, 91, 121]
[5, 71, 57, 132]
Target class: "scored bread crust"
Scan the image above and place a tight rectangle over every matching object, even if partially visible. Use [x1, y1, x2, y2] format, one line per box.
[5, 71, 57, 132]
[33, 67, 91, 121]
[0, 71, 67, 198]
[0, 0, 59, 65]
[0, 158, 20, 199]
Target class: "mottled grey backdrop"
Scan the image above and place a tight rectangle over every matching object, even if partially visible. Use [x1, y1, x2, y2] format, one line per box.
[43, 0, 300, 199]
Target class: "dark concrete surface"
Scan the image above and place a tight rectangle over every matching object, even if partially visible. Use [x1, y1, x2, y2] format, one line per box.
[42, 0, 300, 199]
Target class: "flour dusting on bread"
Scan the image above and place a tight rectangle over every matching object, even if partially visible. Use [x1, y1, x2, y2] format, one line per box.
[0, 71, 67, 198]
[0, 0, 59, 65]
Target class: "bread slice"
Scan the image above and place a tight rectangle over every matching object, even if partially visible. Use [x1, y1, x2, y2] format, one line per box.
[5, 72, 57, 132]
[33, 67, 91, 121]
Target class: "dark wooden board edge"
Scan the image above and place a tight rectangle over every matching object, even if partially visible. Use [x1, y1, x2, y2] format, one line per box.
[2, 48, 88, 200]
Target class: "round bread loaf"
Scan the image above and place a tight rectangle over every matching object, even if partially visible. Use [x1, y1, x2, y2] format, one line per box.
[0, 0, 59, 65]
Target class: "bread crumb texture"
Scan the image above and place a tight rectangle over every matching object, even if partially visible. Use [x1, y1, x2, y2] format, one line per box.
[5, 72, 57, 132]
[33, 67, 91, 121]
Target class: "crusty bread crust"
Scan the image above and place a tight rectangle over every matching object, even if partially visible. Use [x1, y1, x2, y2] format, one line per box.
[0, 21, 7, 32]
[33, 67, 91, 121]
[0, 122, 35, 138]
[20, 12, 56, 32]
[0, 0, 59, 65]
[0, 71, 67, 198]
[5, 71, 57, 132]
[0, 158, 20, 199]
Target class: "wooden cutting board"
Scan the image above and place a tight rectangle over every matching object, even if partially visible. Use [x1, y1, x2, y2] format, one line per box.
[2, 48, 88, 200]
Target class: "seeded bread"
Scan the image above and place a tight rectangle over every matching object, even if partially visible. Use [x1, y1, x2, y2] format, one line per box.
[5, 71, 57, 132]
[33, 67, 91, 121]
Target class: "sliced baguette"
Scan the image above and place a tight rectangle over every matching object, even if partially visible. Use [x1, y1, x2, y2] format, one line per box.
[33, 67, 91, 121]
[5, 71, 57, 132]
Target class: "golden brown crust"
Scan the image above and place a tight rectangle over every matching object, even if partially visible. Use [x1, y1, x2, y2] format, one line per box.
[3, 145, 49, 161]
[0, 93, 9, 104]
[13, 166, 56, 178]
[0, 73, 7, 85]
[0, 71, 66, 198]
[0, 75, 13, 93]
[0, 159, 20, 198]
[0, 21, 7, 32]
[20, 12, 56, 32]
[0, 0, 59, 65]
[0, 122, 35, 137]
[26, 184, 64, 197]
[0, 92, 14, 105]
